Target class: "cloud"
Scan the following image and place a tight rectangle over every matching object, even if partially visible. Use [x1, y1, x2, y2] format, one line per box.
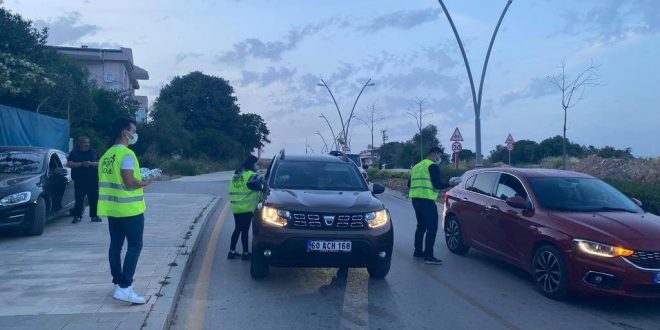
[217, 17, 348, 66]
[175, 53, 203, 63]
[560, 0, 660, 43]
[239, 66, 297, 87]
[34, 12, 100, 45]
[500, 77, 557, 105]
[383, 67, 460, 94]
[357, 8, 442, 33]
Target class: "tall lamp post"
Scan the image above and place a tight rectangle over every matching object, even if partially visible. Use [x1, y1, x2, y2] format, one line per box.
[437, 0, 513, 166]
[317, 78, 375, 151]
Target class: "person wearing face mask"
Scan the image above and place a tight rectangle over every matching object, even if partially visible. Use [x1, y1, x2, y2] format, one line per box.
[407, 146, 446, 265]
[97, 118, 151, 304]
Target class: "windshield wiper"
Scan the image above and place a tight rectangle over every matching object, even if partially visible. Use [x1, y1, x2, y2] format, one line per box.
[584, 207, 639, 213]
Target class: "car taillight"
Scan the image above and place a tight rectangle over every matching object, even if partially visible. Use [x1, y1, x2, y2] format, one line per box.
[444, 192, 449, 204]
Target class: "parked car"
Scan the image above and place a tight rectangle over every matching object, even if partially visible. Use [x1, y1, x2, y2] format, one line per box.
[443, 168, 660, 299]
[249, 150, 393, 279]
[0, 147, 75, 235]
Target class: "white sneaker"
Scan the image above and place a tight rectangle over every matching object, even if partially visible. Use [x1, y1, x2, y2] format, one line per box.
[113, 285, 147, 304]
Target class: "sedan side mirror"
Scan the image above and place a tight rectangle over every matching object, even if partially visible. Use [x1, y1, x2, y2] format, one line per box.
[506, 196, 532, 210]
[372, 183, 385, 195]
[632, 198, 643, 208]
[448, 177, 462, 187]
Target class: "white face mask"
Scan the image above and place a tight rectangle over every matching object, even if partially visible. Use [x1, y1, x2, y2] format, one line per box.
[126, 131, 138, 145]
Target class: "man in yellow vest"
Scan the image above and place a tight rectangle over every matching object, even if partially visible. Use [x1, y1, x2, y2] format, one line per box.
[98, 118, 151, 304]
[408, 147, 445, 265]
[228, 155, 261, 260]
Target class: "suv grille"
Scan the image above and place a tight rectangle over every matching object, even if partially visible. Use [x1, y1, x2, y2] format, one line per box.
[625, 251, 660, 269]
[290, 212, 365, 230]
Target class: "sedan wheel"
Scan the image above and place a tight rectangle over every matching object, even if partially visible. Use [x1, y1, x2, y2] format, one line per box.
[444, 216, 469, 255]
[532, 245, 569, 300]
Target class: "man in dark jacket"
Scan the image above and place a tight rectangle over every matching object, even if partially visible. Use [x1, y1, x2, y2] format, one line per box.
[67, 136, 101, 223]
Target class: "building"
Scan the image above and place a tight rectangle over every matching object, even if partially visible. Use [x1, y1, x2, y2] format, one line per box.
[360, 148, 379, 168]
[53, 46, 150, 122]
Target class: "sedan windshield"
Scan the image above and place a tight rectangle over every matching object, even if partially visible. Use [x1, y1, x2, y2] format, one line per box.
[0, 152, 44, 175]
[528, 177, 642, 213]
[271, 160, 367, 191]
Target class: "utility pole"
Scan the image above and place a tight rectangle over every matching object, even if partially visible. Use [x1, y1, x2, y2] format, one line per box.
[381, 129, 388, 146]
[436, 0, 513, 166]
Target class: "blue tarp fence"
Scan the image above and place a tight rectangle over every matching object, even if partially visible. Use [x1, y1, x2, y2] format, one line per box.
[0, 104, 70, 152]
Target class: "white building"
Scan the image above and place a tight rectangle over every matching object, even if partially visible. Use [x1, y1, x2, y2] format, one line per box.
[53, 46, 150, 122]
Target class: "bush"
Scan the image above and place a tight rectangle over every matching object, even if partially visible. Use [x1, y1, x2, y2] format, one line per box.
[606, 179, 659, 215]
[140, 152, 238, 176]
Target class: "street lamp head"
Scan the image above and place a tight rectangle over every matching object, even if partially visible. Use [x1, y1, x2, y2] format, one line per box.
[317, 83, 324, 87]
[367, 83, 375, 87]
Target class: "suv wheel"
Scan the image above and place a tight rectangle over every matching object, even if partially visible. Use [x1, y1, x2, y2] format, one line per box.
[367, 258, 391, 279]
[444, 215, 469, 255]
[25, 197, 46, 236]
[532, 245, 569, 300]
[250, 247, 269, 279]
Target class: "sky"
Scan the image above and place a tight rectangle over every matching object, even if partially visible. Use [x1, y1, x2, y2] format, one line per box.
[4, 0, 660, 157]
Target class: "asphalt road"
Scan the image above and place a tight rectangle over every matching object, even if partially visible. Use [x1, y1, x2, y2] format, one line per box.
[168, 180, 660, 330]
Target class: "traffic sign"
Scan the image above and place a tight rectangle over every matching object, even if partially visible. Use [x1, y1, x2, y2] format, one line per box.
[450, 127, 464, 142]
[505, 133, 515, 145]
[451, 141, 463, 153]
[506, 144, 514, 151]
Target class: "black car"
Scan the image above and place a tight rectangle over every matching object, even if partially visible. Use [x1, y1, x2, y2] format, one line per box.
[250, 150, 393, 279]
[0, 147, 75, 235]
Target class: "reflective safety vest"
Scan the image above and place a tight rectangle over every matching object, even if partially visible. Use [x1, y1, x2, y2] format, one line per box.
[97, 145, 146, 218]
[230, 170, 259, 214]
[408, 159, 439, 201]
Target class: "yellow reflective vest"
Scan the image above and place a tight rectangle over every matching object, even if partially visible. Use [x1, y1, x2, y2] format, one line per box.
[408, 159, 439, 201]
[230, 170, 259, 214]
[97, 145, 146, 218]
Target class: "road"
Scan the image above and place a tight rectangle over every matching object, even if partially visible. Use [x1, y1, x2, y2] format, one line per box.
[168, 179, 660, 330]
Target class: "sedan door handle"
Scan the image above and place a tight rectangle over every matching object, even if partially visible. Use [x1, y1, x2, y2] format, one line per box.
[485, 205, 500, 211]
[461, 197, 469, 201]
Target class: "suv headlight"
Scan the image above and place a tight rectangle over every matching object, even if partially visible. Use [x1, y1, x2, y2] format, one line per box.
[0, 191, 32, 206]
[261, 206, 288, 227]
[365, 209, 389, 229]
[573, 239, 634, 258]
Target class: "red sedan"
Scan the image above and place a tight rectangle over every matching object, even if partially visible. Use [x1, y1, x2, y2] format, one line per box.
[443, 168, 660, 299]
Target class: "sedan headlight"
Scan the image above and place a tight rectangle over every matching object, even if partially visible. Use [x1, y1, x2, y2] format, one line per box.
[573, 239, 635, 258]
[0, 191, 32, 206]
[261, 206, 288, 227]
[365, 209, 389, 229]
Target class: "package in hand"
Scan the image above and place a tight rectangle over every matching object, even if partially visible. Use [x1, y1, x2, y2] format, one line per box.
[140, 168, 163, 180]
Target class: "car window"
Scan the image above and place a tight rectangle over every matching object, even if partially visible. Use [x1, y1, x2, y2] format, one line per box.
[0, 151, 44, 175]
[271, 160, 367, 191]
[468, 172, 499, 196]
[464, 174, 476, 190]
[495, 173, 528, 201]
[48, 154, 63, 175]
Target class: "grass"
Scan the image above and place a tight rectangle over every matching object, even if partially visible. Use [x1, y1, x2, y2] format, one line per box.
[139, 153, 240, 176]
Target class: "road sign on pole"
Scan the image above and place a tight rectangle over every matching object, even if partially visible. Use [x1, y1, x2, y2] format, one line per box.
[505, 133, 515, 145]
[450, 127, 464, 142]
[451, 142, 462, 169]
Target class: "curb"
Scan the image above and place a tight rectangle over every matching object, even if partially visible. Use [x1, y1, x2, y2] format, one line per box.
[142, 196, 222, 330]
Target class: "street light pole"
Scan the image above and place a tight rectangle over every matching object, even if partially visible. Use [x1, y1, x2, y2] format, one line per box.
[343, 79, 375, 148]
[317, 79, 346, 149]
[319, 114, 338, 151]
[437, 0, 513, 166]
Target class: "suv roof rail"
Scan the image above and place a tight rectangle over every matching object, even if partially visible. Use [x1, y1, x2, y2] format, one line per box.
[279, 149, 285, 160]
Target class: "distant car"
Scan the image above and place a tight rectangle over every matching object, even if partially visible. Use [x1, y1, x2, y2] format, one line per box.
[328, 151, 369, 181]
[249, 151, 393, 279]
[443, 168, 660, 299]
[0, 147, 75, 235]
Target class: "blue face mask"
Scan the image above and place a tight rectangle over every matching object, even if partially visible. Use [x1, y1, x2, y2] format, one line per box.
[126, 131, 138, 145]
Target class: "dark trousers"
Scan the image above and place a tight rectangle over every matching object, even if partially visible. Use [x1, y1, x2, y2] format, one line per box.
[73, 180, 98, 218]
[412, 198, 439, 258]
[230, 212, 253, 252]
[108, 214, 144, 288]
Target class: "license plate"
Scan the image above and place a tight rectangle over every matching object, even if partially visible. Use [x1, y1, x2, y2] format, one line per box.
[653, 273, 660, 285]
[306, 240, 352, 252]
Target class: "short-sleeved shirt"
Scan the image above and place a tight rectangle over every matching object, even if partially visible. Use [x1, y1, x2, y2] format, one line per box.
[112, 144, 135, 170]
[68, 148, 99, 182]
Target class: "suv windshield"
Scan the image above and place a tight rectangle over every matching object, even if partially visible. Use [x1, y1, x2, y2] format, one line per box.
[528, 177, 642, 213]
[0, 152, 44, 175]
[271, 160, 367, 191]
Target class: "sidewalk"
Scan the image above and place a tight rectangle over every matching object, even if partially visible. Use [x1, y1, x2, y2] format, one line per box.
[0, 193, 218, 330]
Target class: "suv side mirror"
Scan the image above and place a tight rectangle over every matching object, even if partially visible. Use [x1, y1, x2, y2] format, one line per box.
[363, 165, 369, 170]
[372, 183, 385, 195]
[632, 198, 643, 208]
[506, 196, 532, 210]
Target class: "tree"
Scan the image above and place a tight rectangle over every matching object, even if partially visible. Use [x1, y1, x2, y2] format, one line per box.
[548, 59, 599, 169]
[407, 98, 427, 162]
[357, 100, 385, 163]
[597, 146, 633, 159]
